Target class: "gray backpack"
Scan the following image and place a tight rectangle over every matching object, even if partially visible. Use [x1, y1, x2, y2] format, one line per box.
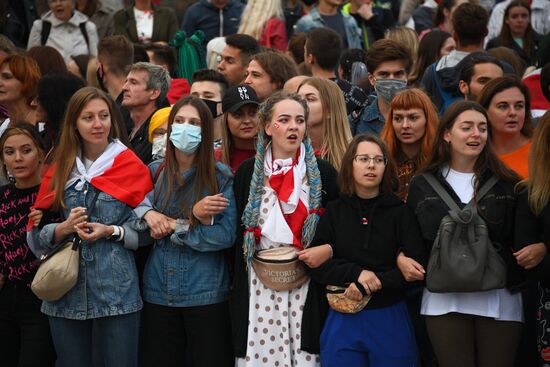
[423, 172, 507, 293]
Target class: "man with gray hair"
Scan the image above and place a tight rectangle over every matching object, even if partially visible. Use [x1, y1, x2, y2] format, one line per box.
[122, 62, 171, 164]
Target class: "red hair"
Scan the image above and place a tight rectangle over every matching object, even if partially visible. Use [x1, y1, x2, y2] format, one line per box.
[381, 88, 438, 169]
[0, 54, 41, 103]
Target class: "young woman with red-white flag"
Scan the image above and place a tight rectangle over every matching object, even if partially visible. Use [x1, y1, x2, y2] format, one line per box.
[135, 96, 237, 367]
[28, 87, 153, 367]
[230, 91, 339, 367]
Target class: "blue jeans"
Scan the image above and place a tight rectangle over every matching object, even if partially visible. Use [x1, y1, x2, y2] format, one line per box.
[48, 312, 140, 367]
[321, 301, 418, 367]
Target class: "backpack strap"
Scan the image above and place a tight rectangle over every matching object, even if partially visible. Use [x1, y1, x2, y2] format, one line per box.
[422, 172, 462, 213]
[423, 172, 500, 213]
[40, 20, 89, 53]
[79, 22, 90, 51]
[468, 175, 499, 207]
[41, 21, 52, 45]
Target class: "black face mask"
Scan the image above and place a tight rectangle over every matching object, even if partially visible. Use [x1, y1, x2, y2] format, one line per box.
[201, 98, 222, 118]
[96, 65, 108, 93]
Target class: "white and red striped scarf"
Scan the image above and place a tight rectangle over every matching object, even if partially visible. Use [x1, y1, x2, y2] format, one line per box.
[29, 139, 152, 230]
[261, 143, 309, 249]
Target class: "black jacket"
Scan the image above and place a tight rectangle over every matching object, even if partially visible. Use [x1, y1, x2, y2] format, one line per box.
[229, 157, 339, 358]
[309, 193, 426, 309]
[407, 169, 525, 290]
[1, 0, 38, 48]
[486, 33, 543, 68]
[129, 114, 153, 165]
[515, 189, 550, 286]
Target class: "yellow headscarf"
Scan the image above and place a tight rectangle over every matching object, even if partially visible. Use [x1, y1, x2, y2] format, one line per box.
[148, 107, 172, 143]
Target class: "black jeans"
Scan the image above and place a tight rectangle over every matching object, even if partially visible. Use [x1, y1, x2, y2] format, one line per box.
[0, 282, 56, 367]
[141, 301, 233, 367]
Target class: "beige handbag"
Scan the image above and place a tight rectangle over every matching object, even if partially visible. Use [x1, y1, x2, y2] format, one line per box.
[31, 239, 81, 301]
[31, 191, 99, 302]
[252, 246, 308, 291]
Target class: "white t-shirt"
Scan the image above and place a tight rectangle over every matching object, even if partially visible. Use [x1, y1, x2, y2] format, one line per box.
[134, 7, 153, 42]
[420, 167, 524, 322]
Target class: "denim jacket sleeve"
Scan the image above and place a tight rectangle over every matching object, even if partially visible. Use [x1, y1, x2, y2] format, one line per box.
[343, 13, 362, 49]
[34, 212, 146, 252]
[32, 185, 150, 253]
[171, 174, 237, 252]
[27, 222, 60, 259]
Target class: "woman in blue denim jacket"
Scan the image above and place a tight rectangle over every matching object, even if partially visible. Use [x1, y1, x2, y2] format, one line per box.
[136, 96, 237, 367]
[29, 87, 153, 367]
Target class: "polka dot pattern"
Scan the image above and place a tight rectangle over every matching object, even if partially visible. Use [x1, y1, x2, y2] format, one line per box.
[236, 187, 319, 367]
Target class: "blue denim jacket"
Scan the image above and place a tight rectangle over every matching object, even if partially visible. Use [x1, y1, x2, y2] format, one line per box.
[34, 182, 144, 320]
[351, 94, 386, 136]
[294, 6, 362, 49]
[135, 160, 237, 307]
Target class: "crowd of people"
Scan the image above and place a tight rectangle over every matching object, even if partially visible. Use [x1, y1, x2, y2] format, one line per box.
[0, 0, 549, 367]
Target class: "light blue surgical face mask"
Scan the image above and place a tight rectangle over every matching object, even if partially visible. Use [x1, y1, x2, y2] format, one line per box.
[169, 123, 202, 154]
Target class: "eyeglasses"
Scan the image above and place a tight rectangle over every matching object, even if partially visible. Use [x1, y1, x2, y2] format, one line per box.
[354, 155, 387, 166]
[48, 0, 70, 3]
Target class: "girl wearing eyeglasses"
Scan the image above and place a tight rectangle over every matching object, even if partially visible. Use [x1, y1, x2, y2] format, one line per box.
[308, 133, 426, 367]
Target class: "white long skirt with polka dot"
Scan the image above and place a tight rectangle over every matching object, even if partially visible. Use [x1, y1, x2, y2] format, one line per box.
[235, 269, 320, 367]
[236, 187, 320, 367]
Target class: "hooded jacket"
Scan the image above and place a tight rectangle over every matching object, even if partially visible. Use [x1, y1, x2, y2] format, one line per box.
[181, 0, 244, 45]
[420, 50, 470, 113]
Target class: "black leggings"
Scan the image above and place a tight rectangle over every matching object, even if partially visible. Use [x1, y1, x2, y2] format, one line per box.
[425, 312, 522, 367]
[0, 283, 56, 367]
[141, 301, 233, 367]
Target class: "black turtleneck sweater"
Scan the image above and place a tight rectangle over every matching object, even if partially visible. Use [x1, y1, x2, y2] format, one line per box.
[309, 193, 426, 309]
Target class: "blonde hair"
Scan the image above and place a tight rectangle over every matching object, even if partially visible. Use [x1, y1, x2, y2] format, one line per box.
[237, 0, 284, 40]
[298, 78, 352, 171]
[525, 111, 550, 214]
[385, 27, 419, 63]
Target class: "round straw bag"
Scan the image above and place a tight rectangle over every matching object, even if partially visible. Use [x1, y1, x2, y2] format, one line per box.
[326, 285, 371, 314]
